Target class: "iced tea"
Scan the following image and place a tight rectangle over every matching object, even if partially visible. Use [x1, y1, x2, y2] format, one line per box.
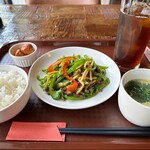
[114, 1, 150, 72]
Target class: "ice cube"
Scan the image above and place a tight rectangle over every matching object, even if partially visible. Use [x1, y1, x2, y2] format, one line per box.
[141, 6, 150, 17]
[131, 2, 147, 16]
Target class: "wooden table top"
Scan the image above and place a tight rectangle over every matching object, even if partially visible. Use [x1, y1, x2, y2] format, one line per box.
[0, 4, 150, 150]
[0, 4, 119, 46]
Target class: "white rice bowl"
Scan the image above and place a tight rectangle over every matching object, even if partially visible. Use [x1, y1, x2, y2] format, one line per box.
[0, 65, 30, 123]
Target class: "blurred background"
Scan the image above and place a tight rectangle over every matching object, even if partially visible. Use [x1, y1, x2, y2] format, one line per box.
[0, 0, 111, 5]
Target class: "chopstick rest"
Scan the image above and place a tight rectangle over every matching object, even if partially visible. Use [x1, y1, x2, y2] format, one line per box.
[6, 122, 66, 141]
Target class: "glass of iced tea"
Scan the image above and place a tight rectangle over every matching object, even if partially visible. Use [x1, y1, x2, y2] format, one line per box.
[113, 0, 150, 72]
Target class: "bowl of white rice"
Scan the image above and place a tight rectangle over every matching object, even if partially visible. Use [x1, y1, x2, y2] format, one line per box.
[0, 65, 30, 123]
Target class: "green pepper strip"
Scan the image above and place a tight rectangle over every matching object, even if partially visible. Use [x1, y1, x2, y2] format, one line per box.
[56, 58, 88, 84]
[55, 79, 70, 89]
[64, 93, 97, 100]
[64, 95, 84, 100]
[49, 75, 62, 100]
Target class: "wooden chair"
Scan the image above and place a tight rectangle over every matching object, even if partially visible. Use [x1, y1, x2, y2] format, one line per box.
[109, 0, 121, 4]
[25, 0, 100, 5]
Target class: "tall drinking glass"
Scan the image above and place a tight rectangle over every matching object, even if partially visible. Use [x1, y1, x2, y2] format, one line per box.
[113, 0, 150, 72]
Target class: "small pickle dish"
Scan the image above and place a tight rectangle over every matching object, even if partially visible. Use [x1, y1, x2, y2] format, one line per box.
[9, 42, 37, 67]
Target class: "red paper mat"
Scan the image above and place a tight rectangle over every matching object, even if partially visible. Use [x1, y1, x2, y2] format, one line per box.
[6, 122, 66, 141]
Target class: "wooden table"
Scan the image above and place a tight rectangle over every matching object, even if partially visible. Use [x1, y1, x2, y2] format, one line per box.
[0, 4, 120, 46]
[0, 4, 150, 150]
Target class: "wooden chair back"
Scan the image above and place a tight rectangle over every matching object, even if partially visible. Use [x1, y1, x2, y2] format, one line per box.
[25, 0, 100, 5]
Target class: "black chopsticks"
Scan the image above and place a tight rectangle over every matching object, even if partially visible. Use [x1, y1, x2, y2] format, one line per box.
[59, 127, 150, 137]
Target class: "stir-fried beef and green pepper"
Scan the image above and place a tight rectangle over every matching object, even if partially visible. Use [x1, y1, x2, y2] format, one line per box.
[37, 55, 110, 100]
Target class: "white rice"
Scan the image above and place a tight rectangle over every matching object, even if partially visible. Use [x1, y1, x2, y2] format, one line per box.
[0, 69, 26, 110]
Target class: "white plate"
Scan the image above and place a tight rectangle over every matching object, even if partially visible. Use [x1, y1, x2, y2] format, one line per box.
[29, 46, 121, 109]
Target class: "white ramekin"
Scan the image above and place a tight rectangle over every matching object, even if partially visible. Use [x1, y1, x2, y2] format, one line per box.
[9, 42, 37, 67]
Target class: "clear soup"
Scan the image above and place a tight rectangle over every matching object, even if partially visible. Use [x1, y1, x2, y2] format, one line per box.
[125, 79, 150, 107]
